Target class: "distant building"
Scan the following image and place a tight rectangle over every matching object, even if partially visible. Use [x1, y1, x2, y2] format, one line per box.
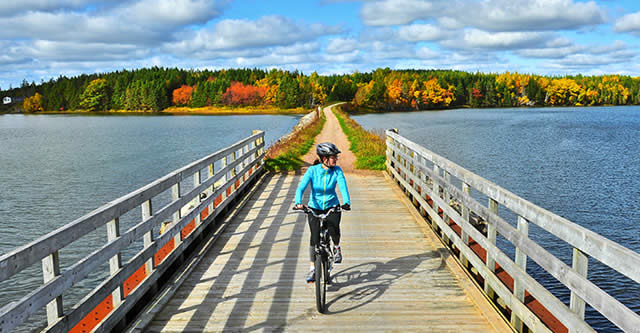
[2, 97, 10, 104]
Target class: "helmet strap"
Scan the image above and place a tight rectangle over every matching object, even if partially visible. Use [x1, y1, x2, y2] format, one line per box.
[319, 155, 330, 169]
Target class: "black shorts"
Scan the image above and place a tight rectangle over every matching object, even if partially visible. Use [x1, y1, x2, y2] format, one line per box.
[307, 207, 341, 247]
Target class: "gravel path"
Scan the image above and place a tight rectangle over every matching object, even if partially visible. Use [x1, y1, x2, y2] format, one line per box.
[301, 103, 380, 175]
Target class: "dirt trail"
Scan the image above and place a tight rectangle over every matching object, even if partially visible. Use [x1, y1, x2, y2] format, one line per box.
[301, 103, 380, 175]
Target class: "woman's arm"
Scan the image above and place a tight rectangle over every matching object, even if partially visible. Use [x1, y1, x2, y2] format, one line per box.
[336, 167, 351, 205]
[295, 167, 312, 205]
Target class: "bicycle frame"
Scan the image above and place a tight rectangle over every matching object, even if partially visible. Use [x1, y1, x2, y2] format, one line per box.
[294, 205, 342, 313]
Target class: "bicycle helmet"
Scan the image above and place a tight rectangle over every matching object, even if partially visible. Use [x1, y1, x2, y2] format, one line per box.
[316, 142, 341, 157]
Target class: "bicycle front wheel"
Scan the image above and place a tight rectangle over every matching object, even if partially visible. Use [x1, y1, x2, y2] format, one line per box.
[314, 254, 326, 313]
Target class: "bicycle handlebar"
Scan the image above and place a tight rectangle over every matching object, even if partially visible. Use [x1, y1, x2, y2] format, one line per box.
[292, 205, 349, 219]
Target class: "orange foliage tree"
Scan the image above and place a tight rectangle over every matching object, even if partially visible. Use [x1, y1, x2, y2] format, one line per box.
[221, 82, 267, 106]
[172, 85, 194, 106]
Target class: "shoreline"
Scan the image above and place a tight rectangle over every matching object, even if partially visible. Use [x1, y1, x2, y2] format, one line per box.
[2, 103, 635, 116]
[344, 103, 634, 115]
[0, 106, 311, 116]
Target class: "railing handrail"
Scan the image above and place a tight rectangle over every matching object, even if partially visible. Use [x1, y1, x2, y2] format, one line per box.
[0, 131, 262, 282]
[386, 130, 640, 284]
[386, 130, 640, 332]
[0, 131, 265, 332]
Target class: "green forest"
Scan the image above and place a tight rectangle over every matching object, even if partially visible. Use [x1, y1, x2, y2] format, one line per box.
[2, 67, 640, 113]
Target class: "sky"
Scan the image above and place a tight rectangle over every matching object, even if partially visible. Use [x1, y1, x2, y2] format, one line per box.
[3, 0, 640, 89]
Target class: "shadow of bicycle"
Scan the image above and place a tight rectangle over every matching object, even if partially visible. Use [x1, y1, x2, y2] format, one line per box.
[323, 251, 441, 314]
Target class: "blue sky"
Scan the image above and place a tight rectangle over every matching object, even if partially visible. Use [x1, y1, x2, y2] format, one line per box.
[3, 0, 640, 89]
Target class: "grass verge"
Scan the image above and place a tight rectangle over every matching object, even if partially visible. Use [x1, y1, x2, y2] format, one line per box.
[332, 104, 387, 170]
[264, 110, 326, 172]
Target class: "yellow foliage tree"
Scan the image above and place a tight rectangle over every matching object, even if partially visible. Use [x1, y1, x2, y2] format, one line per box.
[386, 79, 404, 106]
[420, 78, 454, 107]
[24, 92, 45, 113]
[545, 78, 584, 105]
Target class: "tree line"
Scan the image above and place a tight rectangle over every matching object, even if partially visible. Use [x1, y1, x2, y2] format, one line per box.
[2, 67, 640, 113]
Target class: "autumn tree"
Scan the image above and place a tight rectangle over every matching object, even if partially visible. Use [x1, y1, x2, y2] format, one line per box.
[80, 78, 110, 111]
[23, 93, 45, 113]
[221, 82, 267, 106]
[172, 85, 194, 106]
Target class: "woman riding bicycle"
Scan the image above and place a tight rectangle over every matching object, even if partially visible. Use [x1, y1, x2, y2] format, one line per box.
[295, 142, 351, 283]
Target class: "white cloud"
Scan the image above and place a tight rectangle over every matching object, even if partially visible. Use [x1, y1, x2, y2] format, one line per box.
[516, 40, 632, 61]
[276, 42, 321, 55]
[117, 0, 227, 27]
[327, 38, 359, 54]
[360, 0, 446, 26]
[590, 40, 628, 55]
[553, 53, 632, 67]
[167, 16, 342, 54]
[370, 41, 416, 59]
[398, 24, 451, 42]
[0, 0, 96, 16]
[324, 50, 362, 64]
[615, 11, 640, 34]
[359, 0, 604, 31]
[21, 40, 152, 62]
[517, 46, 583, 59]
[416, 46, 439, 59]
[0, 0, 228, 44]
[455, 29, 550, 50]
[468, 0, 606, 31]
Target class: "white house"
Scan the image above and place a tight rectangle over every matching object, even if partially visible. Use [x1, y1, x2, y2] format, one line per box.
[2, 97, 11, 104]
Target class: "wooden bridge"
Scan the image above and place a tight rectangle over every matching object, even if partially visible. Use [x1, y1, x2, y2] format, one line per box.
[1, 112, 639, 332]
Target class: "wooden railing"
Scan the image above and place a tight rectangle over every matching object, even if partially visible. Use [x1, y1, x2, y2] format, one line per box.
[0, 131, 265, 333]
[386, 130, 640, 333]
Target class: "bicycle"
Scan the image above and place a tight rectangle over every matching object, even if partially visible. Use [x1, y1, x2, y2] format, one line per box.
[293, 204, 348, 313]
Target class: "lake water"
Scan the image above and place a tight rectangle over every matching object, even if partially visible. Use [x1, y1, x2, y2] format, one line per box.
[0, 113, 301, 331]
[353, 106, 640, 332]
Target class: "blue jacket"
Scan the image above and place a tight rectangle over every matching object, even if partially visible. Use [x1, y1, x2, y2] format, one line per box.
[295, 164, 350, 210]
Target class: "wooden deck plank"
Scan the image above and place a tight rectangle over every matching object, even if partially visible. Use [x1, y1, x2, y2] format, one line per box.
[143, 172, 512, 332]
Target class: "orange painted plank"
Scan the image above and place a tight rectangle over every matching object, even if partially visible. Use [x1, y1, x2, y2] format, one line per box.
[181, 219, 196, 239]
[214, 195, 222, 208]
[201, 206, 209, 220]
[123, 265, 147, 298]
[69, 294, 114, 333]
[154, 238, 175, 267]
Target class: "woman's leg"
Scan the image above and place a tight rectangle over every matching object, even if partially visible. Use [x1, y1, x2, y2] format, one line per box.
[327, 211, 341, 246]
[307, 211, 321, 268]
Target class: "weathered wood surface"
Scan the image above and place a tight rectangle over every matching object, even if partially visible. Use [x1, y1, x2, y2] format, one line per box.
[142, 172, 510, 332]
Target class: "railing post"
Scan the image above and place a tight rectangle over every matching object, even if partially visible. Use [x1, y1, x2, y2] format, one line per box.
[230, 151, 237, 191]
[171, 183, 182, 245]
[441, 170, 452, 246]
[208, 163, 215, 212]
[460, 182, 471, 268]
[512, 215, 529, 331]
[570, 248, 589, 329]
[106, 218, 124, 307]
[42, 251, 63, 325]
[194, 170, 202, 228]
[485, 198, 498, 298]
[142, 200, 154, 274]
[431, 164, 441, 231]
[220, 155, 227, 202]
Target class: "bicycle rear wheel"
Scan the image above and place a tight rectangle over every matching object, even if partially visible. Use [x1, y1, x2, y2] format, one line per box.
[314, 254, 326, 313]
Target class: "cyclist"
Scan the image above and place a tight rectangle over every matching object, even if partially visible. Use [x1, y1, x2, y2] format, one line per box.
[295, 142, 351, 283]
